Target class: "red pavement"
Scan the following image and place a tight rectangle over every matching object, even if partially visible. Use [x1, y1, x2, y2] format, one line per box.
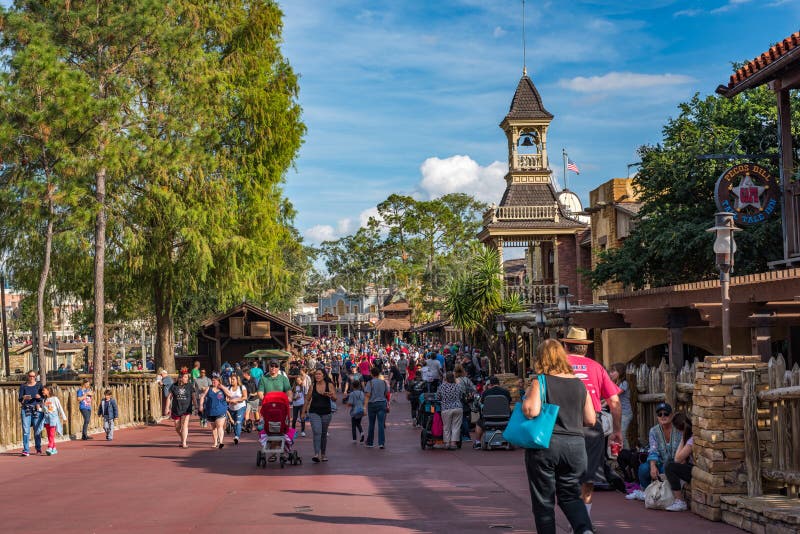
[0, 396, 744, 534]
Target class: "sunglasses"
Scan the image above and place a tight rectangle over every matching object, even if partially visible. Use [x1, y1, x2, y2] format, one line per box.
[656, 411, 670, 417]
[269, 364, 279, 368]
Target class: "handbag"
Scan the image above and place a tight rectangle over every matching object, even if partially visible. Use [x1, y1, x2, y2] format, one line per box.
[502, 374, 559, 449]
[599, 410, 613, 437]
[644, 475, 675, 510]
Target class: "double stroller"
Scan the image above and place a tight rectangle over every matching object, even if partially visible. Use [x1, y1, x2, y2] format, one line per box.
[256, 391, 301, 468]
[418, 392, 445, 450]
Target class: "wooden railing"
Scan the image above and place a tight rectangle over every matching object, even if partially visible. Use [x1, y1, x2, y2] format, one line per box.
[496, 205, 557, 221]
[504, 284, 558, 305]
[514, 153, 543, 170]
[626, 359, 696, 448]
[743, 354, 800, 498]
[0, 374, 164, 451]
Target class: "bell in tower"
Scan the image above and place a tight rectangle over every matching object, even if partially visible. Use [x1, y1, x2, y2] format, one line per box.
[500, 72, 554, 181]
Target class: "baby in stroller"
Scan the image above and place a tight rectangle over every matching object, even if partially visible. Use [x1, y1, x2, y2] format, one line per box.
[256, 391, 301, 468]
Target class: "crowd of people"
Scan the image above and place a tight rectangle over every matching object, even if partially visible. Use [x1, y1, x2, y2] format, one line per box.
[16, 330, 696, 533]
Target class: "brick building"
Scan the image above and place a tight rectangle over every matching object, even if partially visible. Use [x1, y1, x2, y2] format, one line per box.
[586, 178, 642, 301]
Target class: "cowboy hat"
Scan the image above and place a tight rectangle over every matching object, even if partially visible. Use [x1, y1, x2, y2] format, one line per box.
[562, 326, 593, 344]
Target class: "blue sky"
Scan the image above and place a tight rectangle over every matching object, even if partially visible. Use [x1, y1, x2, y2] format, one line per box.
[280, 0, 799, 245]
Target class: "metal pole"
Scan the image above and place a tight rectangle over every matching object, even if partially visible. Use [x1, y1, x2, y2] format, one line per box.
[0, 272, 9, 377]
[721, 265, 731, 356]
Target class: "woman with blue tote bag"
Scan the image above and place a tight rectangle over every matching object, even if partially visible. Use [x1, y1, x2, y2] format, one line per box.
[521, 339, 597, 534]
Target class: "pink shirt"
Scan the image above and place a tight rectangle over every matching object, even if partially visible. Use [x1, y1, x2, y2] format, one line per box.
[567, 354, 621, 413]
[358, 360, 371, 375]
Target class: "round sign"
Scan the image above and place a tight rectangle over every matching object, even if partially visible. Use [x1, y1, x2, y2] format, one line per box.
[714, 162, 779, 226]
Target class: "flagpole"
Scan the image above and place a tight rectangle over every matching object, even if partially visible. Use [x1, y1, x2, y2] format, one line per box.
[562, 148, 568, 191]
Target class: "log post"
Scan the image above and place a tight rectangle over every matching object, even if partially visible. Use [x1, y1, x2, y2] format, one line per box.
[664, 370, 676, 411]
[742, 370, 762, 497]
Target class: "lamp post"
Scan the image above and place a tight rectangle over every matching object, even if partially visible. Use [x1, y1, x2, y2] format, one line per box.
[495, 316, 506, 372]
[707, 212, 740, 356]
[533, 302, 547, 338]
[557, 285, 572, 335]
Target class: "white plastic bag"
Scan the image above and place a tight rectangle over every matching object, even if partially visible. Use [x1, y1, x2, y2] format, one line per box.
[644, 475, 675, 510]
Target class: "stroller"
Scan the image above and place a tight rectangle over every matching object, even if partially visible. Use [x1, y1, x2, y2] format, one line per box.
[479, 395, 513, 450]
[256, 392, 301, 469]
[418, 392, 443, 450]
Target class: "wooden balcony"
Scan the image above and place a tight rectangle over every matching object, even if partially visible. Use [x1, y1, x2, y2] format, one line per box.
[514, 153, 542, 170]
[504, 284, 558, 305]
[496, 205, 557, 221]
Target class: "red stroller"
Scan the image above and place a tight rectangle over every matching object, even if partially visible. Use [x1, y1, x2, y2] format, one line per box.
[256, 391, 301, 468]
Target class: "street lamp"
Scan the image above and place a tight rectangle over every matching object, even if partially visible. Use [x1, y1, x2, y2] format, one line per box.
[557, 285, 572, 334]
[533, 302, 547, 337]
[495, 316, 507, 372]
[707, 212, 740, 356]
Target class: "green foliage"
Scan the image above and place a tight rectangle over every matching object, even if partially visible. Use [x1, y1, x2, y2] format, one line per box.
[319, 192, 487, 315]
[591, 86, 788, 289]
[0, 1, 309, 370]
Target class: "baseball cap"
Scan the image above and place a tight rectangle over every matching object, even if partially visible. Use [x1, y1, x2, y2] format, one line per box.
[655, 402, 673, 415]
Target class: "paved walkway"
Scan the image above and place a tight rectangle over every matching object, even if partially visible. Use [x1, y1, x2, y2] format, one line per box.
[0, 396, 744, 534]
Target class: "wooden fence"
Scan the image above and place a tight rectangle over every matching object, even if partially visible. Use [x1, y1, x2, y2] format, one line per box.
[626, 358, 697, 448]
[742, 354, 800, 499]
[0, 374, 164, 451]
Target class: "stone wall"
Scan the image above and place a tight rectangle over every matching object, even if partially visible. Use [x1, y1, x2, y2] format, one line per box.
[690, 355, 769, 521]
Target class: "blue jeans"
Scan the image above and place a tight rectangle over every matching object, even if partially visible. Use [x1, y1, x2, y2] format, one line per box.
[367, 401, 386, 446]
[639, 460, 665, 489]
[229, 406, 246, 439]
[308, 412, 332, 455]
[461, 410, 471, 439]
[21, 410, 45, 453]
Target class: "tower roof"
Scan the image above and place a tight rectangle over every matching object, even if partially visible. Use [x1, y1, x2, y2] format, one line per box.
[505, 75, 553, 121]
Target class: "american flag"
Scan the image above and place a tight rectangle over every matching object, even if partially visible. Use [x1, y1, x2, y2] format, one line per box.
[567, 158, 580, 175]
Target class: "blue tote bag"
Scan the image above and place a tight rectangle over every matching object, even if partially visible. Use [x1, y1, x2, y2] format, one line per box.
[502, 374, 559, 449]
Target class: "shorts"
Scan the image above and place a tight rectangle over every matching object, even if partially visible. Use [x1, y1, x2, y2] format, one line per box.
[206, 414, 224, 422]
[476, 417, 485, 429]
[171, 407, 192, 420]
[581, 419, 606, 484]
[246, 399, 261, 412]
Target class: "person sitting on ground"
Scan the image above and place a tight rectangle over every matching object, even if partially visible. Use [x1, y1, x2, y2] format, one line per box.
[664, 413, 693, 512]
[626, 402, 682, 501]
[472, 375, 511, 449]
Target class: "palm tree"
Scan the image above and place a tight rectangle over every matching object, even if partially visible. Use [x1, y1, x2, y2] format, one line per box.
[444, 244, 523, 371]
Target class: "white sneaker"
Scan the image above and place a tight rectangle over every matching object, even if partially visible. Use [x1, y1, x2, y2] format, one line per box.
[666, 499, 688, 512]
[626, 489, 645, 501]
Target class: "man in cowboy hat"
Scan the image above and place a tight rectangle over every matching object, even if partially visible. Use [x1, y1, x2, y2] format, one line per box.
[562, 326, 622, 521]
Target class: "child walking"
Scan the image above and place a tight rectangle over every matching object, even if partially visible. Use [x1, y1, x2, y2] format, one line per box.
[98, 389, 119, 441]
[41, 386, 67, 455]
[291, 375, 307, 437]
[345, 380, 365, 442]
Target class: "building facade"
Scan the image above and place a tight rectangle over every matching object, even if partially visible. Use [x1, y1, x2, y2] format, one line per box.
[478, 71, 591, 306]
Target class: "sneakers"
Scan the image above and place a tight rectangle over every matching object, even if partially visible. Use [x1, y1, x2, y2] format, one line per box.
[366, 444, 375, 448]
[233, 437, 239, 445]
[472, 441, 482, 449]
[46, 448, 53, 456]
[666, 499, 688, 512]
[379, 445, 385, 449]
[51, 449, 58, 455]
[625, 489, 645, 501]
[20, 451, 29, 457]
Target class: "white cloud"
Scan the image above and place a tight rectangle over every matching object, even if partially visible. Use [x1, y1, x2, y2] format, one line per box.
[418, 155, 507, 203]
[493, 26, 506, 38]
[558, 71, 695, 93]
[304, 224, 338, 244]
[359, 206, 381, 227]
[303, 207, 384, 244]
